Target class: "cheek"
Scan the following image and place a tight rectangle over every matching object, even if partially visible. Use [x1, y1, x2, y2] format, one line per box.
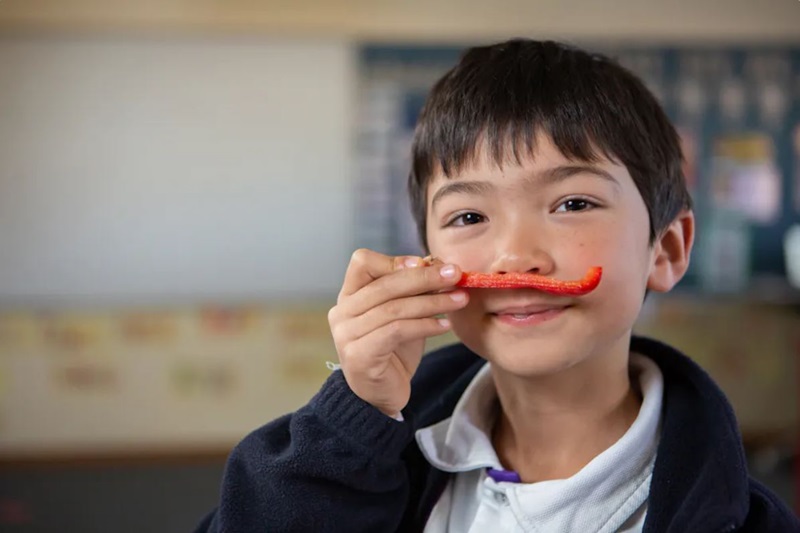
[587, 217, 652, 311]
[589, 210, 650, 272]
[428, 238, 491, 272]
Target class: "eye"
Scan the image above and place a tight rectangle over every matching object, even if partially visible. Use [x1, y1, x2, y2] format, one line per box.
[446, 212, 486, 227]
[554, 198, 597, 213]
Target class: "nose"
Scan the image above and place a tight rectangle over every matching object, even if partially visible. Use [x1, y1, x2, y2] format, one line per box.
[488, 221, 555, 276]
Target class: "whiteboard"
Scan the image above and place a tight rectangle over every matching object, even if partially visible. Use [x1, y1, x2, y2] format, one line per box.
[0, 37, 356, 307]
[0, 37, 360, 454]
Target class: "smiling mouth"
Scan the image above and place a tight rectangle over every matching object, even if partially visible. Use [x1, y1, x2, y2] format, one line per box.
[491, 305, 569, 326]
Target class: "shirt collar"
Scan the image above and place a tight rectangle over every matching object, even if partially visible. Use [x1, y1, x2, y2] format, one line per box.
[415, 360, 501, 472]
[415, 352, 664, 479]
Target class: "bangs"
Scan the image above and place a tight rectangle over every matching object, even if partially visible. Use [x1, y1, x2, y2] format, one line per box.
[411, 43, 654, 182]
[413, 117, 616, 181]
[408, 39, 689, 250]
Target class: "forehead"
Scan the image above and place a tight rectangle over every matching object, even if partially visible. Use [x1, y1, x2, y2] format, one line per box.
[425, 134, 626, 191]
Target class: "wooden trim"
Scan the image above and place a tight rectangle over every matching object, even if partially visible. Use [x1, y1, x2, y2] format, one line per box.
[2, 1, 800, 43]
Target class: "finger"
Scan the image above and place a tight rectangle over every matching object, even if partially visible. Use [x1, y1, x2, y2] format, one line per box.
[341, 317, 451, 371]
[342, 262, 462, 318]
[338, 249, 424, 303]
[421, 255, 444, 267]
[422, 256, 459, 294]
[344, 290, 468, 341]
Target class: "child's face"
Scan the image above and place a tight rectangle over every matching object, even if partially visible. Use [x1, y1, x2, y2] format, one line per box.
[425, 135, 660, 376]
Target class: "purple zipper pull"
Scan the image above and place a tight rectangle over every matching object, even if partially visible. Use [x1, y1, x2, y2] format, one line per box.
[486, 468, 521, 483]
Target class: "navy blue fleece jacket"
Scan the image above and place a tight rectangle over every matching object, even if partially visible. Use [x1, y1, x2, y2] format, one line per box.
[195, 336, 799, 532]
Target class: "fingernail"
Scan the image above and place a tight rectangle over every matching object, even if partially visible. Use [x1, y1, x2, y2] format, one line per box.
[449, 291, 466, 303]
[440, 265, 457, 278]
[438, 318, 451, 328]
[404, 257, 421, 268]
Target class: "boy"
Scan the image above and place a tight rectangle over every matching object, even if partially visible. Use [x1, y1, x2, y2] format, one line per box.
[196, 39, 798, 532]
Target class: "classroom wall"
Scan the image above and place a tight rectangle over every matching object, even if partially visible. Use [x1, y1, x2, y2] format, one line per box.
[0, 1, 799, 457]
[0, 3, 798, 530]
[0, 37, 356, 306]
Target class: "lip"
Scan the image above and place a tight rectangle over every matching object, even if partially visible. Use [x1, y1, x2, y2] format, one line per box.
[490, 304, 569, 327]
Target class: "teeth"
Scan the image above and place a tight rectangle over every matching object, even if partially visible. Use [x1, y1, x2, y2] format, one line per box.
[512, 314, 532, 319]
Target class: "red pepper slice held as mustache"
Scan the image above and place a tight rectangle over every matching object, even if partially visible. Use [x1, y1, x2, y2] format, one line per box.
[419, 257, 602, 296]
[456, 267, 602, 295]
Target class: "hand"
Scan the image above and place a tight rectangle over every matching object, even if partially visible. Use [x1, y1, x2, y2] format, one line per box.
[327, 249, 468, 417]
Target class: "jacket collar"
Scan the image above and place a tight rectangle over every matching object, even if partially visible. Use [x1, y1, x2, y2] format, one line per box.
[633, 336, 749, 532]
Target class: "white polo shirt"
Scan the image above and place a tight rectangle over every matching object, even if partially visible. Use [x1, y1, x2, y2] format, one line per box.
[416, 353, 664, 533]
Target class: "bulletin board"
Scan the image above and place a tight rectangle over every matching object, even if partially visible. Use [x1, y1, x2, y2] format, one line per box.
[354, 44, 800, 293]
[352, 43, 800, 447]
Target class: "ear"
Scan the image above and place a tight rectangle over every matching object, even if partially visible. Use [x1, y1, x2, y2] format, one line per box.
[647, 210, 695, 293]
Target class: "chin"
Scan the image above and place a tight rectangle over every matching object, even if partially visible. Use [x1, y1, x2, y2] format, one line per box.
[455, 327, 591, 378]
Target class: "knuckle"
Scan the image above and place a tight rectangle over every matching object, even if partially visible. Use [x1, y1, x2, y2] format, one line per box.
[385, 320, 404, 344]
[330, 323, 344, 344]
[424, 264, 444, 285]
[351, 248, 370, 267]
[364, 363, 386, 383]
[338, 342, 356, 362]
[327, 305, 339, 325]
[382, 299, 403, 320]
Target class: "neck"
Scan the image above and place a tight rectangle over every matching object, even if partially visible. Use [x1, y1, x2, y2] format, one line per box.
[491, 335, 642, 483]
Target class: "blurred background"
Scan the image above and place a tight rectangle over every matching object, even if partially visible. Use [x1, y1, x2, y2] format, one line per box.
[0, 1, 799, 531]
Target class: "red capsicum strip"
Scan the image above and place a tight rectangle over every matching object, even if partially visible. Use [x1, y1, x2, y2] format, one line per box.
[456, 266, 602, 296]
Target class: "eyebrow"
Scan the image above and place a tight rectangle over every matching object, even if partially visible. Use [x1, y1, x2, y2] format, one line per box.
[430, 181, 494, 210]
[536, 164, 620, 189]
[429, 164, 620, 210]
